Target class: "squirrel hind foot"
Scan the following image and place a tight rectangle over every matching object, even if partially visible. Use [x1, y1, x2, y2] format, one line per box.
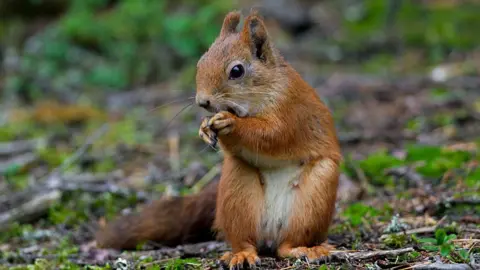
[220, 250, 261, 270]
[277, 243, 333, 262]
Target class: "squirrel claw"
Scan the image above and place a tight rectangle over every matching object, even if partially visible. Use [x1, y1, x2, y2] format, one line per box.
[223, 251, 260, 270]
[248, 257, 261, 269]
[199, 116, 218, 147]
[207, 112, 235, 135]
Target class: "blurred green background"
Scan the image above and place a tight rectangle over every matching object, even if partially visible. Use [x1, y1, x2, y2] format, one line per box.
[1, 1, 479, 269]
[1, 0, 479, 102]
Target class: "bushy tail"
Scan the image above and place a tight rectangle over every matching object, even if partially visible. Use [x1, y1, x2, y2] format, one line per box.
[95, 180, 218, 250]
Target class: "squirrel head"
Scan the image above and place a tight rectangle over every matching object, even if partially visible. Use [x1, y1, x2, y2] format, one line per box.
[195, 10, 286, 117]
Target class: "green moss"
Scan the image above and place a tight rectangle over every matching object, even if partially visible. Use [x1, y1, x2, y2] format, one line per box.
[406, 144, 473, 178]
[93, 158, 116, 173]
[163, 258, 202, 270]
[4, 175, 30, 190]
[0, 222, 34, 243]
[358, 149, 404, 185]
[382, 234, 408, 248]
[48, 191, 140, 226]
[465, 167, 480, 187]
[342, 203, 380, 226]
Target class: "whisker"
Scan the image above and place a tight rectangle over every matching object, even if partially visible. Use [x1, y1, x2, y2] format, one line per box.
[148, 96, 195, 113]
[157, 102, 194, 136]
[199, 144, 211, 153]
[199, 141, 219, 153]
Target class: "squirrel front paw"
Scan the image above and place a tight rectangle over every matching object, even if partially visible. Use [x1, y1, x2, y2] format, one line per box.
[199, 112, 235, 148]
[199, 116, 217, 147]
[208, 111, 236, 135]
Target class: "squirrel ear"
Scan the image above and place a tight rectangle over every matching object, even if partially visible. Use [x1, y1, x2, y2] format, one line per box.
[241, 12, 273, 64]
[220, 11, 241, 37]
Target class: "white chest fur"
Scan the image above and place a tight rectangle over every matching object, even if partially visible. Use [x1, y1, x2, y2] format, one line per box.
[258, 164, 302, 249]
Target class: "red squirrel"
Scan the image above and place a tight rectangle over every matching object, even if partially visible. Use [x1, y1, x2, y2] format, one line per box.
[96, 10, 341, 269]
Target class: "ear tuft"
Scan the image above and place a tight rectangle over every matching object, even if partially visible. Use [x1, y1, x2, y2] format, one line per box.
[220, 11, 241, 37]
[241, 11, 273, 63]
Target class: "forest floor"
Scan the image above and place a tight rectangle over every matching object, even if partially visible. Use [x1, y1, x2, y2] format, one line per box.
[0, 67, 479, 269]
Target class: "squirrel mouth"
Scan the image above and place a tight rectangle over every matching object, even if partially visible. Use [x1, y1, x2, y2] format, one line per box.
[202, 102, 248, 117]
[226, 104, 248, 117]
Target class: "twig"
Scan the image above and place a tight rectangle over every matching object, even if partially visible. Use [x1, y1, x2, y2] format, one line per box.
[352, 163, 372, 194]
[380, 216, 447, 240]
[0, 124, 112, 228]
[462, 228, 480, 234]
[0, 138, 44, 156]
[56, 182, 147, 200]
[0, 189, 61, 230]
[138, 256, 180, 268]
[122, 241, 228, 260]
[191, 164, 221, 194]
[380, 226, 437, 240]
[52, 123, 109, 175]
[0, 152, 38, 175]
[385, 166, 424, 187]
[165, 130, 181, 197]
[441, 197, 480, 206]
[56, 171, 122, 183]
[410, 262, 477, 270]
[320, 247, 414, 263]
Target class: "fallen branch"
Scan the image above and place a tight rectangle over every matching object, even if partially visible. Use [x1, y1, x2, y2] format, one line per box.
[52, 123, 109, 175]
[0, 189, 61, 230]
[380, 216, 447, 241]
[57, 171, 122, 183]
[380, 226, 437, 241]
[191, 164, 220, 194]
[56, 182, 148, 201]
[0, 152, 38, 175]
[318, 247, 414, 263]
[411, 262, 476, 270]
[462, 228, 480, 234]
[0, 139, 44, 156]
[120, 241, 228, 260]
[441, 197, 480, 206]
[0, 124, 113, 229]
[385, 166, 424, 187]
[165, 130, 181, 197]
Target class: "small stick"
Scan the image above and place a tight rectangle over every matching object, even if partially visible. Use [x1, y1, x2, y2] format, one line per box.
[410, 262, 477, 270]
[138, 256, 180, 268]
[0, 152, 38, 175]
[380, 226, 437, 240]
[380, 216, 447, 240]
[52, 123, 109, 175]
[0, 138, 44, 156]
[166, 130, 181, 197]
[0, 189, 61, 230]
[324, 247, 414, 262]
[191, 164, 221, 194]
[462, 228, 480, 234]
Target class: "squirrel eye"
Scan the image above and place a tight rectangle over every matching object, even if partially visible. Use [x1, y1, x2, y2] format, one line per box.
[229, 64, 244, 80]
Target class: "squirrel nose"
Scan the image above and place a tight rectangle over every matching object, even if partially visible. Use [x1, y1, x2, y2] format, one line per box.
[196, 96, 211, 109]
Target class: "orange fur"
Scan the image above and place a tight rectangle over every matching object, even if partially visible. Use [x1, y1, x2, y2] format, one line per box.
[196, 10, 341, 269]
[95, 11, 341, 270]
